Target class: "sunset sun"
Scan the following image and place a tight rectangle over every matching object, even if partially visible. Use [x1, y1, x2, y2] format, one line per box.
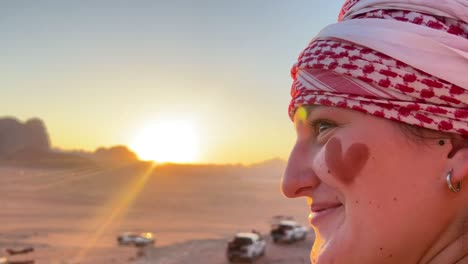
[130, 120, 200, 163]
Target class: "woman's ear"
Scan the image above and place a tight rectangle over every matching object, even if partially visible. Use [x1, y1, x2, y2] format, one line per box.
[447, 136, 468, 184]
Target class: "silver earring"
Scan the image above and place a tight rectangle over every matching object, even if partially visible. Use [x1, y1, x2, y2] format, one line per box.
[446, 169, 461, 193]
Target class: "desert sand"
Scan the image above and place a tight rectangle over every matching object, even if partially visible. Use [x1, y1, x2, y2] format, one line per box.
[0, 162, 313, 263]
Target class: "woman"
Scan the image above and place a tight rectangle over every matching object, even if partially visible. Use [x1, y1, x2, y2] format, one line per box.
[281, 0, 468, 263]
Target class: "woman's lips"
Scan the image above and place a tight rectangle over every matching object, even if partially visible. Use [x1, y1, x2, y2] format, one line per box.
[309, 203, 343, 226]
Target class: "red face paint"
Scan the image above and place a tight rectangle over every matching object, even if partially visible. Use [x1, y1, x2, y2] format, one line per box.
[325, 137, 370, 185]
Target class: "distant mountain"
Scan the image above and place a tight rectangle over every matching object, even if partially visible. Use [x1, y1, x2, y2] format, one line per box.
[92, 145, 139, 164]
[0, 117, 139, 168]
[0, 116, 284, 170]
[0, 117, 50, 158]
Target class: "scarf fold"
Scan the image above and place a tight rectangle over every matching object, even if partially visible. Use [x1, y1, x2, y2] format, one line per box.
[290, 0, 468, 135]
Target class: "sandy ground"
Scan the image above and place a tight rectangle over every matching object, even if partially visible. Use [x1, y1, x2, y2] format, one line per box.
[0, 163, 313, 263]
[134, 235, 313, 264]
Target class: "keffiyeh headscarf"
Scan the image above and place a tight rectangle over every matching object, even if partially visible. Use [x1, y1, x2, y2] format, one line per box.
[289, 0, 468, 135]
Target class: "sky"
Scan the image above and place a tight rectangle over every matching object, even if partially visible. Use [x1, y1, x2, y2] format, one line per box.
[1, 0, 344, 164]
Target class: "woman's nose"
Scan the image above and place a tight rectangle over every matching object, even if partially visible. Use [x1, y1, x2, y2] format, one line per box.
[281, 140, 320, 198]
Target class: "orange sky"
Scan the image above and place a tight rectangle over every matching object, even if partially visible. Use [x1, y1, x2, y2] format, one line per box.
[1, 1, 343, 164]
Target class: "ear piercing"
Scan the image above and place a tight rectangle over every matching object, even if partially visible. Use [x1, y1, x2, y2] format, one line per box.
[446, 169, 461, 193]
[438, 140, 445, 146]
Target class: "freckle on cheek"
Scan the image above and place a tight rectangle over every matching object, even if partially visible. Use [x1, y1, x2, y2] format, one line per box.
[325, 137, 370, 185]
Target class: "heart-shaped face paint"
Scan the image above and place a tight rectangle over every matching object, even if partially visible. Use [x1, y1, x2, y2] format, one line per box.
[325, 137, 370, 185]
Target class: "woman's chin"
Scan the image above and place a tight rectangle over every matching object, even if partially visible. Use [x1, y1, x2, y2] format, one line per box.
[310, 224, 350, 264]
[311, 241, 346, 264]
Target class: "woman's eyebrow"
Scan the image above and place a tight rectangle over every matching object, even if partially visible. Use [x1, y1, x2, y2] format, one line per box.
[307, 105, 320, 115]
[305, 105, 322, 120]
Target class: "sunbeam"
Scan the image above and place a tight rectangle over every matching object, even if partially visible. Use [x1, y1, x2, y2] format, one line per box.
[72, 163, 155, 262]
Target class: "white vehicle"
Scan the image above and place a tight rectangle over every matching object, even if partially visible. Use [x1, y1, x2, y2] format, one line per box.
[270, 220, 308, 243]
[117, 232, 155, 247]
[226, 232, 266, 262]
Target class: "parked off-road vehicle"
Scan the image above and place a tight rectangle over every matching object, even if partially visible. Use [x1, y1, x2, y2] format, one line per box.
[271, 220, 307, 243]
[226, 232, 266, 262]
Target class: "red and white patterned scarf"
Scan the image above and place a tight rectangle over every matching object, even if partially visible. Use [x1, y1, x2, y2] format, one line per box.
[289, 0, 468, 135]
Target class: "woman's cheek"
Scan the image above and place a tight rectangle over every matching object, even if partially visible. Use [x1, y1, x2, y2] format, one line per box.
[311, 143, 331, 180]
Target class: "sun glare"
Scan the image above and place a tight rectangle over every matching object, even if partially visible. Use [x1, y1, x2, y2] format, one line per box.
[130, 120, 200, 163]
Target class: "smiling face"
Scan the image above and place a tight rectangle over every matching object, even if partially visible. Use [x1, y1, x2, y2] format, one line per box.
[282, 106, 456, 264]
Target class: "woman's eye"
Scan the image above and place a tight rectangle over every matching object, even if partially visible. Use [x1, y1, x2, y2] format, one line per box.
[311, 120, 335, 135]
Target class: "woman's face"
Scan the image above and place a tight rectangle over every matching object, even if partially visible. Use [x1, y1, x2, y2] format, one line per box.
[282, 106, 454, 264]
